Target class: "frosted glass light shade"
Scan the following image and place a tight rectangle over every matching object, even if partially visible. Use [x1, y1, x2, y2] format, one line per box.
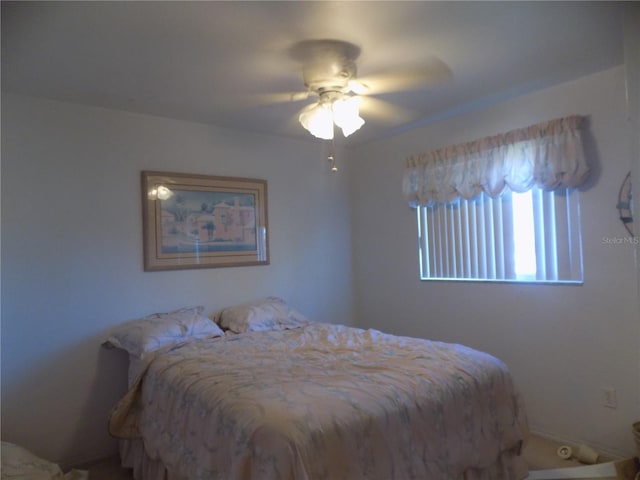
[299, 104, 334, 140]
[332, 97, 364, 137]
[298, 96, 365, 139]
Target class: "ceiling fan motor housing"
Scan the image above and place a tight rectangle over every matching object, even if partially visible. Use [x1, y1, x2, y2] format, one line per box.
[302, 59, 357, 94]
[291, 39, 361, 95]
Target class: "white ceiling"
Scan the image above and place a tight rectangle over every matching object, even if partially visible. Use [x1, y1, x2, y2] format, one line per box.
[1, 1, 625, 147]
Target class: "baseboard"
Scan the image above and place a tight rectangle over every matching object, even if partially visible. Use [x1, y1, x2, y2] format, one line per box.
[529, 426, 629, 462]
[527, 461, 617, 479]
[527, 458, 639, 480]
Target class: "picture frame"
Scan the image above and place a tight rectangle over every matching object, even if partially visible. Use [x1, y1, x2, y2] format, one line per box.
[141, 171, 269, 271]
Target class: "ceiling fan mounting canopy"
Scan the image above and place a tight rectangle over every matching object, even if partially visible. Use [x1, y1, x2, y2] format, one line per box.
[289, 39, 361, 94]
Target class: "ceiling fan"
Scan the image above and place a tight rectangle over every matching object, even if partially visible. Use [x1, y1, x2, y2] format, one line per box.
[278, 39, 452, 141]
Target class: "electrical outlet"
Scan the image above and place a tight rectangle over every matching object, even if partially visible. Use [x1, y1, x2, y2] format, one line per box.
[602, 388, 617, 409]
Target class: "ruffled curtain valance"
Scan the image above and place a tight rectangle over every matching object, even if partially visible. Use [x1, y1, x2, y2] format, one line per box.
[402, 115, 589, 207]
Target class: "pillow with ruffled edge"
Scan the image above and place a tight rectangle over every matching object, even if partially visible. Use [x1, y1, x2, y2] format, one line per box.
[104, 306, 224, 358]
[217, 297, 311, 334]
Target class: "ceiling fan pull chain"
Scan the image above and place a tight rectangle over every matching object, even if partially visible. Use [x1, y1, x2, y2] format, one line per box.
[327, 139, 338, 172]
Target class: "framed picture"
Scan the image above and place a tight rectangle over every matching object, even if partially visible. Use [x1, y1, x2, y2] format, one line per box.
[141, 171, 269, 271]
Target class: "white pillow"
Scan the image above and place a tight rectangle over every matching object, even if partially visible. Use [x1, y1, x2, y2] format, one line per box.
[104, 306, 224, 358]
[217, 297, 310, 334]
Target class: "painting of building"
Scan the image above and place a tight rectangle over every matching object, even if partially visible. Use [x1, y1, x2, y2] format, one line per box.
[159, 190, 257, 253]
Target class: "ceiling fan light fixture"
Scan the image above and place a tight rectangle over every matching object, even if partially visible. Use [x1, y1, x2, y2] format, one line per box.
[299, 103, 334, 139]
[298, 95, 364, 140]
[332, 96, 364, 137]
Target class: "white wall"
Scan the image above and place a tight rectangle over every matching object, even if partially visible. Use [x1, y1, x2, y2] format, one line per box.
[347, 66, 639, 457]
[624, 2, 640, 426]
[0, 94, 354, 466]
[2, 65, 638, 467]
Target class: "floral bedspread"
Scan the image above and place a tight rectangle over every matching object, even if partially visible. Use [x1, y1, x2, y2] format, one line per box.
[110, 323, 529, 480]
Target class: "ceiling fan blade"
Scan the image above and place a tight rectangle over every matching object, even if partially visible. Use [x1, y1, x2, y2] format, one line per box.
[358, 96, 416, 125]
[347, 80, 370, 95]
[237, 90, 312, 109]
[356, 57, 452, 95]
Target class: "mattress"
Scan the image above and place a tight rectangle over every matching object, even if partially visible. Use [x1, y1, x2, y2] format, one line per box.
[110, 322, 529, 480]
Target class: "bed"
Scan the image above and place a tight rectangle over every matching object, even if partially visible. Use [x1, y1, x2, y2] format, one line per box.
[105, 298, 529, 480]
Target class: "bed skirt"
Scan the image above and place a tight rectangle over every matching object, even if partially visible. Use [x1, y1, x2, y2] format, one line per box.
[120, 439, 168, 480]
[119, 438, 528, 480]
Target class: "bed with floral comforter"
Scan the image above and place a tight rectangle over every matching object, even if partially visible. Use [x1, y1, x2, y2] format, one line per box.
[109, 322, 529, 480]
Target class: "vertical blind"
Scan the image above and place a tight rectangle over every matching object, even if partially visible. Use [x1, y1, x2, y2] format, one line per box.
[417, 188, 583, 282]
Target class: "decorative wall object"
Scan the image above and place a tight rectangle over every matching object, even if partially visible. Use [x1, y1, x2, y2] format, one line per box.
[617, 172, 633, 235]
[142, 171, 269, 271]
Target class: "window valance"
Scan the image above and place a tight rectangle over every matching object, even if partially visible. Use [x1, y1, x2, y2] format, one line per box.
[402, 115, 589, 207]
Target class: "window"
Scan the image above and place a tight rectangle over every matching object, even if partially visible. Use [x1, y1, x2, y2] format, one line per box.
[417, 186, 583, 283]
[403, 116, 589, 284]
